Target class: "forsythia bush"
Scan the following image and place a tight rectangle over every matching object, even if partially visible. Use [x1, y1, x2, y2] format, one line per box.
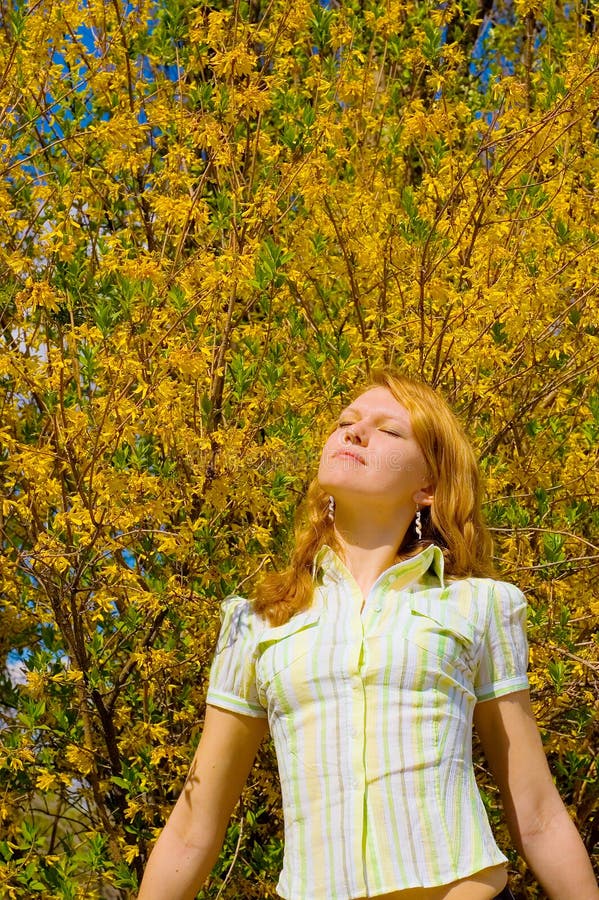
[0, 0, 597, 896]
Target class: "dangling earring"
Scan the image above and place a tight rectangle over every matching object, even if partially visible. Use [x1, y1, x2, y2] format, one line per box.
[327, 495, 335, 523]
[415, 506, 422, 540]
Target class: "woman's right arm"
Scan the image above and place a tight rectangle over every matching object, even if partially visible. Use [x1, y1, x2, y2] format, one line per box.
[137, 704, 269, 900]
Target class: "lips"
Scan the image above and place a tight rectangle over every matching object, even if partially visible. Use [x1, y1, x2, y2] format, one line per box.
[334, 450, 366, 465]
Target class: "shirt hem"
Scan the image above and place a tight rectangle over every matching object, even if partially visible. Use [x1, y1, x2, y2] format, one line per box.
[274, 852, 510, 899]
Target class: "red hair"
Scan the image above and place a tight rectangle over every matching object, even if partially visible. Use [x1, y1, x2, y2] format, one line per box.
[253, 368, 494, 626]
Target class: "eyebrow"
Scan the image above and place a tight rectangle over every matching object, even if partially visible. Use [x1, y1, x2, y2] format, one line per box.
[340, 407, 407, 423]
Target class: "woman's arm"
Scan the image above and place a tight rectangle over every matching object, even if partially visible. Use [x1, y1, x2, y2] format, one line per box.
[137, 704, 268, 900]
[474, 690, 598, 900]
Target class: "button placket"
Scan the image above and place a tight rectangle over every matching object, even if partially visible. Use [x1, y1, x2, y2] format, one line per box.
[343, 579, 367, 895]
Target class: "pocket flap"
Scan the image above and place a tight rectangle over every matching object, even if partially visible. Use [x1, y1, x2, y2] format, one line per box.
[257, 606, 321, 652]
[257, 607, 321, 683]
[408, 595, 475, 648]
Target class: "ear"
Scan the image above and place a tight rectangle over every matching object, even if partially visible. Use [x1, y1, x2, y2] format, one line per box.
[413, 485, 434, 507]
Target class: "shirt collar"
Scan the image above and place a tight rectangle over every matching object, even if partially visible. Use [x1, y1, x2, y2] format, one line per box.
[311, 542, 445, 590]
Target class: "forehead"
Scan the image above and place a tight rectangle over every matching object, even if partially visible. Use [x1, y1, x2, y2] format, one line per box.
[343, 387, 412, 423]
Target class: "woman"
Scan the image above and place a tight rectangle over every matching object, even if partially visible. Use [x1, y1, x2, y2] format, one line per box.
[138, 370, 598, 900]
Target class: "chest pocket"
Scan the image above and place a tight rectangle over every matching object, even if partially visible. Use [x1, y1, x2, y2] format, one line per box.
[404, 595, 476, 668]
[256, 608, 321, 682]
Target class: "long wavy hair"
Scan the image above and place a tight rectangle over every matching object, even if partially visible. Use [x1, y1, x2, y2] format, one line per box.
[253, 368, 495, 626]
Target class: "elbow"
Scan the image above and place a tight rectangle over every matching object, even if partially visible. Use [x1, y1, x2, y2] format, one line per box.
[509, 793, 570, 853]
[502, 777, 562, 848]
[514, 808, 552, 851]
[172, 819, 227, 859]
[139, 820, 226, 900]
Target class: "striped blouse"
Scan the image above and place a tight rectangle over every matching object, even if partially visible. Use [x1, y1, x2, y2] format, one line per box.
[207, 543, 529, 900]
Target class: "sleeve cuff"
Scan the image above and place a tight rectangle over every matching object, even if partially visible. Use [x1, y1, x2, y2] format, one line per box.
[475, 675, 530, 702]
[206, 689, 268, 718]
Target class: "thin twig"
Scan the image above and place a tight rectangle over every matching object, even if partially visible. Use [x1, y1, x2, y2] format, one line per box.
[215, 814, 245, 899]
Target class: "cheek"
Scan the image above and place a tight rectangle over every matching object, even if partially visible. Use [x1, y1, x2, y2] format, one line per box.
[318, 436, 337, 472]
[383, 448, 427, 484]
[321, 432, 343, 459]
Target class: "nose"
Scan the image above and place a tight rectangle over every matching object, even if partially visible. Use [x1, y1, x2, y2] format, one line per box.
[344, 424, 366, 444]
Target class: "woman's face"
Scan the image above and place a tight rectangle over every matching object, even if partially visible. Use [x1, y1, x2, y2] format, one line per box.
[317, 386, 433, 509]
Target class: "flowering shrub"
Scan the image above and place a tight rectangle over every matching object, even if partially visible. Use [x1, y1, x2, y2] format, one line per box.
[0, 0, 597, 896]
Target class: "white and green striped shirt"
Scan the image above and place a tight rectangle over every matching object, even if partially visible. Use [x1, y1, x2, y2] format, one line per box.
[207, 543, 529, 900]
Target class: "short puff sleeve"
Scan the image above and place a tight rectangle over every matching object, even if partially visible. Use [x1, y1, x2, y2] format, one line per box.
[474, 581, 529, 702]
[206, 596, 267, 718]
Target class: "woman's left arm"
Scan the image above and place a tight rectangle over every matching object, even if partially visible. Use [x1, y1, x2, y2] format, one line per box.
[474, 689, 598, 900]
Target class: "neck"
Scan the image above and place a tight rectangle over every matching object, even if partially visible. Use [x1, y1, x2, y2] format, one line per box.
[331, 503, 414, 590]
